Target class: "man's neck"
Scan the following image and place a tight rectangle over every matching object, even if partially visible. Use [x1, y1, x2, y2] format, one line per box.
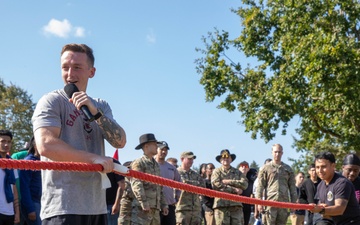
[154, 156, 165, 164]
[181, 165, 190, 171]
[0, 152, 7, 158]
[273, 160, 281, 165]
[144, 152, 155, 158]
[222, 165, 231, 170]
[324, 173, 335, 185]
[310, 176, 318, 183]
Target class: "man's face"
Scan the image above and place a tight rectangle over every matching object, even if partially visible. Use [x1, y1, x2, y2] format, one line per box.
[0, 135, 12, 156]
[296, 173, 305, 186]
[315, 159, 335, 182]
[239, 164, 249, 174]
[308, 167, 317, 180]
[61, 51, 95, 92]
[220, 157, 232, 167]
[181, 157, 194, 168]
[145, 142, 158, 156]
[272, 146, 283, 162]
[156, 147, 168, 160]
[342, 165, 360, 182]
[168, 159, 178, 168]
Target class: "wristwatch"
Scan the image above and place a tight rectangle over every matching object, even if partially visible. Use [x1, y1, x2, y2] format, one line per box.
[319, 207, 325, 214]
[93, 108, 103, 120]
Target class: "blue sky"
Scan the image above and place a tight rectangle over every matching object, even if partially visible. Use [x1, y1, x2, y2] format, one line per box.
[0, 1, 301, 168]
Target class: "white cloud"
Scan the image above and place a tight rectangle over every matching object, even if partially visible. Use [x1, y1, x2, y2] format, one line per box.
[42, 19, 86, 38]
[146, 28, 156, 44]
[74, 27, 85, 37]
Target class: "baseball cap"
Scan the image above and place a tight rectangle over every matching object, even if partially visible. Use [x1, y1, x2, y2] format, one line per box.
[181, 151, 196, 159]
[158, 141, 170, 150]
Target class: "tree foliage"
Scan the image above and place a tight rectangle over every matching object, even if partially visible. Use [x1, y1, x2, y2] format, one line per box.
[250, 160, 259, 171]
[195, 0, 360, 167]
[0, 79, 35, 154]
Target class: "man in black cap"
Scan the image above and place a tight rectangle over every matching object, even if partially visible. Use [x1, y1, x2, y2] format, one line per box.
[154, 141, 181, 225]
[131, 133, 168, 225]
[211, 149, 248, 225]
[342, 153, 360, 205]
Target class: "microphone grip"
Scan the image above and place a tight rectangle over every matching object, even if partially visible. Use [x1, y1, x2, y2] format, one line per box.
[80, 105, 95, 122]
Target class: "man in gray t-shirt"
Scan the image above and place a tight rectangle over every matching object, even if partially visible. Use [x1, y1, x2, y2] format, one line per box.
[154, 141, 182, 225]
[32, 43, 126, 225]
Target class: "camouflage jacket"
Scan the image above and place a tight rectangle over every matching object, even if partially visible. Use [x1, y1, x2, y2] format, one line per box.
[176, 167, 205, 211]
[130, 155, 167, 210]
[211, 166, 248, 208]
[256, 161, 297, 203]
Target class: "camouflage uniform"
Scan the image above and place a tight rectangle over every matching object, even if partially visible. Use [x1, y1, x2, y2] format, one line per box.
[176, 167, 205, 225]
[131, 155, 168, 225]
[256, 161, 297, 225]
[119, 177, 134, 225]
[211, 166, 248, 225]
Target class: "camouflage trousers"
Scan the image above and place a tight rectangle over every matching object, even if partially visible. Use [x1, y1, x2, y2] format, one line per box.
[118, 206, 132, 225]
[176, 210, 202, 225]
[214, 206, 244, 225]
[263, 207, 289, 225]
[131, 207, 160, 225]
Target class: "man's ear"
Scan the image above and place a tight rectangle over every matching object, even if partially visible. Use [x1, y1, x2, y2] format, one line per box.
[89, 67, 96, 78]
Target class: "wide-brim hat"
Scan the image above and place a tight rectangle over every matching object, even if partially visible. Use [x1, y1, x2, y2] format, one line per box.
[135, 133, 159, 150]
[216, 149, 236, 163]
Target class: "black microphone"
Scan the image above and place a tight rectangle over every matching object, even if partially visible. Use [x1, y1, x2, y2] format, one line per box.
[64, 83, 95, 122]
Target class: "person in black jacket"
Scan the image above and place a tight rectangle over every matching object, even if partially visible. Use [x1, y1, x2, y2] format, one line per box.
[238, 161, 257, 225]
[201, 163, 215, 225]
[299, 164, 321, 225]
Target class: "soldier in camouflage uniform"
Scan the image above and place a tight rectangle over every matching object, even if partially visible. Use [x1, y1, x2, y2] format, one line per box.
[211, 149, 248, 225]
[118, 161, 134, 225]
[176, 151, 205, 225]
[256, 144, 297, 225]
[131, 134, 169, 225]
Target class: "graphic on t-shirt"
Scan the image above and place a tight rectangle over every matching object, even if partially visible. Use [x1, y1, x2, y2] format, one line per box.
[327, 191, 334, 201]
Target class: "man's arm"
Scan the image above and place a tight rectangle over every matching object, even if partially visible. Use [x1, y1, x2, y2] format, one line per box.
[95, 115, 126, 148]
[174, 169, 182, 201]
[112, 179, 125, 214]
[310, 198, 348, 216]
[256, 168, 266, 213]
[288, 168, 297, 203]
[34, 127, 114, 172]
[70, 92, 126, 149]
[13, 184, 20, 224]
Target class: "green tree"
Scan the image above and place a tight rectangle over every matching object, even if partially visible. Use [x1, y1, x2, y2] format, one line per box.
[195, 0, 360, 166]
[0, 79, 35, 154]
[249, 160, 259, 171]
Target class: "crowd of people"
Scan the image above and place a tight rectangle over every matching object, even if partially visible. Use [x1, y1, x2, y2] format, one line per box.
[1, 43, 360, 225]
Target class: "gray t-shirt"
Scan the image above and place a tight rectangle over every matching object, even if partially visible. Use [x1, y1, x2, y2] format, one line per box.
[157, 161, 182, 205]
[32, 89, 114, 219]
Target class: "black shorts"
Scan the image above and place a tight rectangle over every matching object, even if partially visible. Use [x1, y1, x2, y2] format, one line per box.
[0, 213, 14, 225]
[42, 214, 107, 225]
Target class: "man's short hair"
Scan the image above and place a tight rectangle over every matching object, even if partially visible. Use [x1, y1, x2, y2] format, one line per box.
[166, 157, 178, 163]
[61, 43, 95, 67]
[264, 158, 272, 164]
[315, 151, 336, 164]
[308, 163, 316, 170]
[272, 144, 283, 151]
[0, 130, 13, 140]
